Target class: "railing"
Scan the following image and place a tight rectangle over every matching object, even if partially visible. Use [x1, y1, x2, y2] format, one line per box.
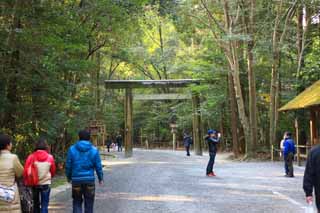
[296, 145, 312, 166]
[271, 145, 282, 162]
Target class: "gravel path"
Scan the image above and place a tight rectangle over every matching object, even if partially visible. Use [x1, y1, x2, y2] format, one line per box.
[50, 149, 310, 213]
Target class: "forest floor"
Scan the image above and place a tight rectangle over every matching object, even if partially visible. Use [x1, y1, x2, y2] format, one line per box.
[49, 149, 311, 213]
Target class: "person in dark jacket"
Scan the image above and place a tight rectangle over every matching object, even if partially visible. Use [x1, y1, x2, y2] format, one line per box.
[183, 133, 193, 156]
[116, 133, 123, 152]
[283, 132, 296, 177]
[65, 130, 104, 213]
[105, 136, 112, 152]
[303, 145, 320, 211]
[205, 129, 220, 177]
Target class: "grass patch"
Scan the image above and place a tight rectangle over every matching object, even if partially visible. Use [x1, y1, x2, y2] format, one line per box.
[51, 175, 67, 188]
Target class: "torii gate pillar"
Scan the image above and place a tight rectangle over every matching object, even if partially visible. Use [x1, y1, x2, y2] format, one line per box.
[192, 93, 202, 156]
[124, 88, 133, 158]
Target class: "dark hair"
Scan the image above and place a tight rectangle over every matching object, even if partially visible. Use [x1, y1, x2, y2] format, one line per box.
[34, 138, 49, 151]
[79, 130, 91, 141]
[286, 132, 292, 138]
[0, 134, 11, 151]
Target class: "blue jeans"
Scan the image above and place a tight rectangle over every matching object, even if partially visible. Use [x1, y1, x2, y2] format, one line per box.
[206, 152, 216, 174]
[32, 185, 51, 213]
[72, 183, 95, 213]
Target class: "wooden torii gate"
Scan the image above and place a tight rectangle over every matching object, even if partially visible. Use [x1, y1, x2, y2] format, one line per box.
[105, 79, 202, 158]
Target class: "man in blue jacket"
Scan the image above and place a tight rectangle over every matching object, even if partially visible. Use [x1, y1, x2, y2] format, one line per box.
[283, 132, 296, 177]
[66, 130, 104, 213]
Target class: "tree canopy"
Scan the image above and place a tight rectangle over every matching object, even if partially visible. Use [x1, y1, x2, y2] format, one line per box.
[1, 0, 320, 160]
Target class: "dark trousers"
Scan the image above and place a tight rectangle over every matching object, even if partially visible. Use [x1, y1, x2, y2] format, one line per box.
[118, 145, 122, 152]
[284, 152, 294, 176]
[106, 145, 110, 152]
[185, 146, 190, 156]
[72, 183, 95, 213]
[206, 152, 216, 175]
[32, 185, 51, 213]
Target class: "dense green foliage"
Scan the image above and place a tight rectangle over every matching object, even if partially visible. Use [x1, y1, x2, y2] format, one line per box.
[1, 0, 320, 159]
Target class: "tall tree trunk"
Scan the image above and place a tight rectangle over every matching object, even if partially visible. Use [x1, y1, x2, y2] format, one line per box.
[269, 50, 279, 147]
[228, 72, 239, 157]
[223, 0, 252, 157]
[246, 0, 257, 156]
[231, 47, 251, 156]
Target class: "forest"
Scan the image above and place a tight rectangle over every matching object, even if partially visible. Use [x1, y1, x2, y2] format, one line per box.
[1, 0, 320, 162]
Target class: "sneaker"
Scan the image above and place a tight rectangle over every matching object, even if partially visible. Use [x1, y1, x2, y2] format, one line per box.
[207, 172, 216, 177]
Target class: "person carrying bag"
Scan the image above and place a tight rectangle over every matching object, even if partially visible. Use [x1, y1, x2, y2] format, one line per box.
[0, 134, 24, 213]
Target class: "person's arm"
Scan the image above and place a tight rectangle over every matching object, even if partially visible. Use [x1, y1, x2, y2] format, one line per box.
[212, 137, 220, 143]
[303, 152, 314, 203]
[65, 148, 72, 182]
[50, 155, 56, 177]
[283, 141, 289, 156]
[94, 150, 104, 184]
[23, 154, 32, 179]
[14, 155, 24, 178]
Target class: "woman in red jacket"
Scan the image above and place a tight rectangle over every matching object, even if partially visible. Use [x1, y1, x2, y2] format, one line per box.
[24, 138, 56, 213]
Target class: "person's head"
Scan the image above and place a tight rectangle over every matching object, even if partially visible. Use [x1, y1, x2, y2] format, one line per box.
[0, 134, 12, 151]
[79, 130, 91, 141]
[34, 138, 49, 152]
[208, 129, 216, 137]
[285, 132, 292, 139]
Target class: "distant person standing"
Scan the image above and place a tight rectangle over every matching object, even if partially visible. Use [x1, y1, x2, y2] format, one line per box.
[0, 134, 24, 213]
[65, 130, 104, 213]
[116, 133, 123, 152]
[303, 145, 320, 212]
[279, 132, 287, 158]
[105, 136, 112, 152]
[183, 133, 193, 156]
[283, 132, 296, 177]
[205, 130, 220, 177]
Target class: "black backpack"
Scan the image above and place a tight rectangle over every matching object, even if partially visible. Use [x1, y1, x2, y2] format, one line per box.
[17, 180, 33, 213]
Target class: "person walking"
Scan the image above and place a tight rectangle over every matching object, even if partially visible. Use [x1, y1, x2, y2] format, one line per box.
[105, 136, 112, 153]
[205, 130, 220, 177]
[183, 133, 192, 156]
[283, 132, 296, 177]
[65, 130, 104, 213]
[24, 138, 56, 213]
[303, 144, 320, 211]
[0, 134, 24, 213]
[116, 133, 123, 152]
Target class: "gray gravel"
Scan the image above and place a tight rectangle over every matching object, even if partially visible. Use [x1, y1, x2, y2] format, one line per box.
[50, 149, 311, 213]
